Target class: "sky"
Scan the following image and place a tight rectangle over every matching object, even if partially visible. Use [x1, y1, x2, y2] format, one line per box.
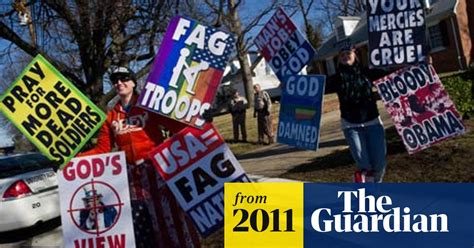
[0, 1, 326, 148]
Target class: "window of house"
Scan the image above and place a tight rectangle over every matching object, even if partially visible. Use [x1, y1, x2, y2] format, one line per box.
[428, 21, 449, 51]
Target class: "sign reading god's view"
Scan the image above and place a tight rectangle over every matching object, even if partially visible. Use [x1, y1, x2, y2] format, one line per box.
[0, 55, 106, 168]
[58, 152, 135, 248]
[373, 64, 465, 154]
[277, 75, 326, 150]
[367, 0, 426, 67]
[149, 124, 250, 237]
[138, 16, 235, 128]
[254, 7, 316, 80]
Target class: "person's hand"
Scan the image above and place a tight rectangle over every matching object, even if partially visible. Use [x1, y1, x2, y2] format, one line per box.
[202, 109, 214, 123]
[425, 55, 433, 64]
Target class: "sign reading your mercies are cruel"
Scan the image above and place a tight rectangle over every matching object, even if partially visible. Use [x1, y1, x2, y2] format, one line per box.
[0, 55, 106, 168]
[138, 16, 235, 128]
[150, 124, 250, 237]
[373, 64, 465, 154]
[367, 0, 426, 67]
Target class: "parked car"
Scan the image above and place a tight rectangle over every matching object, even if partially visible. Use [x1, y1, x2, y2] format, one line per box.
[0, 153, 60, 232]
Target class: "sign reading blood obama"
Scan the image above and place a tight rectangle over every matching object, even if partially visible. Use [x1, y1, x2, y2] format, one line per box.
[277, 75, 326, 150]
[58, 152, 135, 248]
[254, 7, 316, 80]
[0, 55, 106, 168]
[373, 64, 465, 154]
[150, 124, 250, 237]
[138, 16, 235, 128]
[367, 0, 427, 67]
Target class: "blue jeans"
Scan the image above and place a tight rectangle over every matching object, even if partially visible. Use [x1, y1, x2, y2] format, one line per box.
[343, 123, 387, 182]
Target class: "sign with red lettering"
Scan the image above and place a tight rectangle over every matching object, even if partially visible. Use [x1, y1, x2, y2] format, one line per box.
[254, 7, 315, 81]
[373, 64, 465, 154]
[58, 151, 135, 248]
[149, 123, 250, 237]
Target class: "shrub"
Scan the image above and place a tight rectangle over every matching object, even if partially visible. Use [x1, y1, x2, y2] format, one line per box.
[441, 70, 474, 119]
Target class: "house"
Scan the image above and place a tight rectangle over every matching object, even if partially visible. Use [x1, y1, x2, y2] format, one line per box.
[312, 0, 474, 75]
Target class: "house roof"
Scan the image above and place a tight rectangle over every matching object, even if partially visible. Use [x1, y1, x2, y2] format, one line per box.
[315, 0, 459, 60]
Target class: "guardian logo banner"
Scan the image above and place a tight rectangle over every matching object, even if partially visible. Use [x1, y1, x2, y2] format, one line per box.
[367, 0, 426, 67]
[0, 55, 106, 168]
[149, 124, 250, 237]
[254, 7, 316, 81]
[373, 64, 465, 154]
[58, 152, 136, 248]
[277, 75, 326, 150]
[224, 183, 474, 248]
[138, 16, 236, 128]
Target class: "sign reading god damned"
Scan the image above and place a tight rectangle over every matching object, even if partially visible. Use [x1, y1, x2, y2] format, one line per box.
[139, 16, 235, 128]
[0, 55, 106, 168]
[367, 0, 426, 67]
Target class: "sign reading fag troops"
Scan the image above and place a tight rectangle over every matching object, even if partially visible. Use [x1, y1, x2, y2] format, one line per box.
[277, 75, 326, 150]
[254, 7, 316, 80]
[58, 152, 136, 248]
[373, 64, 465, 154]
[367, 0, 427, 67]
[0, 55, 106, 168]
[138, 16, 236, 128]
[150, 123, 250, 237]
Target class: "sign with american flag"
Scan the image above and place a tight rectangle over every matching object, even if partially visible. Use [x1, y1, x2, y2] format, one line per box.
[149, 123, 250, 237]
[138, 16, 236, 128]
[277, 75, 326, 150]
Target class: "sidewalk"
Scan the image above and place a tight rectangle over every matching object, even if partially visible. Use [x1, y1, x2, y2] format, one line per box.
[238, 101, 393, 178]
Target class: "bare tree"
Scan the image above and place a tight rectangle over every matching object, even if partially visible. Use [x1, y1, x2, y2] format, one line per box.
[0, 0, 191, 110]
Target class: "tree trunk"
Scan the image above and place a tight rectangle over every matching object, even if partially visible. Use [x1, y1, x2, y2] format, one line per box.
[237, 51, 255, 107]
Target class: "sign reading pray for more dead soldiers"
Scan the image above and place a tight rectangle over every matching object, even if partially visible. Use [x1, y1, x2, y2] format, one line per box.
[367, 0, 427, 67]
[0, 55, 106, 168]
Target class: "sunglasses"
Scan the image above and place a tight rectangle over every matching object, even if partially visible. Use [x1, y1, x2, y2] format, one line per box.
[111, 75, 132, 85]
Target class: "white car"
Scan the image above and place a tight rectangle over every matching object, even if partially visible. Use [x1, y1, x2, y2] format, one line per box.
[0, 153, 60, 232]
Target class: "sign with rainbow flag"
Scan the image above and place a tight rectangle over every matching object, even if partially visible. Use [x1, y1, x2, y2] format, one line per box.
[277, 75, 325, 150]
[138, 16, 236, 128]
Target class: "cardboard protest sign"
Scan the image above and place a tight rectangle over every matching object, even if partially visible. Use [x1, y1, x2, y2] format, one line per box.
[149, 123, 250, 237]
[367, 0, 427, 67]
[277, 75, 325, 150]
[254, 7, 316, 80]
[373, 64, 465, 154]
[58, 152, 135, 248]
[0, 55, 106, 168]
[138, 16, 236, 128]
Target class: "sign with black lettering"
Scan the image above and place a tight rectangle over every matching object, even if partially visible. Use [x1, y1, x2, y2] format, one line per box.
[149, 123, 250, 237]
[138, 16, 235, 128]
[58, 152, 135, 248]
[373, 64, 465, 154]
[277, 75, 326, 150]
[367, 0, 427, 67]
[254, 7, 316, 81]
[0, 55, 106, 168]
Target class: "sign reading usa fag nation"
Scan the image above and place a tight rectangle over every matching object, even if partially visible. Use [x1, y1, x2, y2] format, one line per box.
[149, 124, 250, 237]
[138, 16, 236, 128]
[373, 64, 465, 154]
[58, 152, 135, 248]
[277, 75, 326, 150]
[0, 55, 106, 168]
[254, 7, 316, 80]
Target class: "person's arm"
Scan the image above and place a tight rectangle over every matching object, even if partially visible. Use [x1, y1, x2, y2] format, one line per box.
[79, 116, 114, 157]
[325, 74, 340, 94]
[264, 91, 272, 114]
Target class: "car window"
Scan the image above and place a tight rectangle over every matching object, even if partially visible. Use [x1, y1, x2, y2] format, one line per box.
[0, 154, 57, 178]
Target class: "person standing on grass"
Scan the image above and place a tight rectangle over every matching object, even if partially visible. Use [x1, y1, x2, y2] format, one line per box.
[79, 66, 201, 247]
[327, 44, 388, 183]
[228, 89, 248, 143]
[253, 84, 274, 145]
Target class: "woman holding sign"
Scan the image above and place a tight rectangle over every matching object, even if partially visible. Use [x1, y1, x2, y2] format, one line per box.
[328, 44, 388, 183]
[80, 67, 201, 247]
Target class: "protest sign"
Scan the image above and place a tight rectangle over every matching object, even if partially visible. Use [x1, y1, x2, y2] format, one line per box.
[373, 64, 465, 154]
[0, 55, 106, 168]
[254, 7, 316, 80]
[138, 16, 236, 128]
[367, 0, 427, 67]
[149, 123, 250, 237]
[58, 151, 135, 248]
[277, 75, 325, 150]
